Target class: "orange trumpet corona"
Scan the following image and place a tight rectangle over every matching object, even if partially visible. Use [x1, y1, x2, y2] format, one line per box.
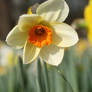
[28, 25, 52, 48]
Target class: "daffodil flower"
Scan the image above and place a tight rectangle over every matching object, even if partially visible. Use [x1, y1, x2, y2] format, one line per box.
[84, 0, 92, 45]
[6, 0, 79, 66]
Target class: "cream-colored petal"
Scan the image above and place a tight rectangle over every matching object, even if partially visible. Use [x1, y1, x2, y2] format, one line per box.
[18, 14, 43, 32]
[36, 0, 69, 22]
[23, 42, 40, 64]
[52, 23, 79, 47]
[6, 25, 28, 49]
[40, 44, 64, 66]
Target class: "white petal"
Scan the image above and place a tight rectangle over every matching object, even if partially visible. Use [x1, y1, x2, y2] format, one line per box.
[36, 0, 69, 22]
[6, 25, 28, 49]
[52, 23, 79, 47]
[18, 14, 43, 32]
[23, 42, 40, 64]
[40, 44, 64, 66]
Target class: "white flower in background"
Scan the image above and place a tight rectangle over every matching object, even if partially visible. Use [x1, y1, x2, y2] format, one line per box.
[0, 44, 18, 66]
[6, 0, 79, 66]
[0, 45, 13, 66]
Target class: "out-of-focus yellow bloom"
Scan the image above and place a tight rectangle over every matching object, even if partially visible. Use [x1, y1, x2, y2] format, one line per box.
[8, 53, 18, 67]
[27, 7, 32, 14]
[75, 39, 88, 56]
[6, 0, 79, 66]
[87, 26, 92, 45]
[84, 0, 92, 45]
[85, 0, 92, 26]
[0, 67, 7, 76]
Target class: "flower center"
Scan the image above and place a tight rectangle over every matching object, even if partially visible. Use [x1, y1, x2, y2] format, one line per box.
[28, 25, 52, 48]
[35, 28, 45, 35]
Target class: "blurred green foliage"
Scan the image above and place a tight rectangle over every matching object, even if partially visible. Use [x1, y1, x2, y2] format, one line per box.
[0, 45, 92, 92]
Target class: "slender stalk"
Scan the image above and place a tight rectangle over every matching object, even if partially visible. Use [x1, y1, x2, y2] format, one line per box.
[18, 57, 27, 92]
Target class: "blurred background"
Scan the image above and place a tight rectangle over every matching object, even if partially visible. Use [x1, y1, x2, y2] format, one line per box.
[0, 0, 92, 92]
